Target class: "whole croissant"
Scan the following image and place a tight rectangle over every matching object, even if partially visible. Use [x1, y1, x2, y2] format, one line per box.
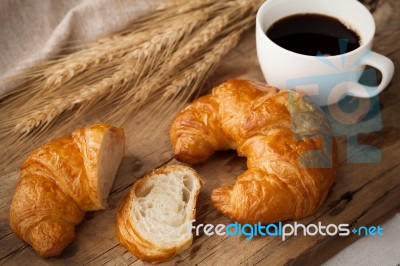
[170, 80, 338, 224]
[9, 123, 125, 257]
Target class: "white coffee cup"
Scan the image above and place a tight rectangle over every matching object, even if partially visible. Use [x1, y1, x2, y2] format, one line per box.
[256, 0, 394, 106]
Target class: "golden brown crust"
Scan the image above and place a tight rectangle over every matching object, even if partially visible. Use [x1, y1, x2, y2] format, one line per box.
[116, 165, 203, 263]
[170, 79, 338, 224]
[9, 123, 125, 257]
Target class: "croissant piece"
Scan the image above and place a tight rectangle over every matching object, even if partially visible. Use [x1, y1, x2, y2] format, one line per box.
[116, 165, 203, 263]
[170, 79, 338, 224]
[9, 123, 125, 257]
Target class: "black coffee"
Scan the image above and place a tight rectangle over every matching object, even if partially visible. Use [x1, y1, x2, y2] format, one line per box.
[266, 14, 361, 56]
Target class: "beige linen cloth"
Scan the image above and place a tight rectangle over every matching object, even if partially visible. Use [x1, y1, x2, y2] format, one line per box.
[0, 0, 163, 97]
[0, 1, 398, 265]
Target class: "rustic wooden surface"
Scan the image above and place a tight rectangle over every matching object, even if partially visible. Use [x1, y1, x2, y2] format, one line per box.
[1, 0, 399, 265]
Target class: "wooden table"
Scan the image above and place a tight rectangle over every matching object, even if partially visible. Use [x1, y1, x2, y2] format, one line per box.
[1, 0, 399, 265]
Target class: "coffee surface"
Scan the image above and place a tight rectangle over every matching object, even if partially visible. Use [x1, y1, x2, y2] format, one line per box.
[266, 14, 361, 56]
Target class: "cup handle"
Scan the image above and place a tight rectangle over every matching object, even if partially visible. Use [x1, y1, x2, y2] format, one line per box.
[347, 51, 394, 98]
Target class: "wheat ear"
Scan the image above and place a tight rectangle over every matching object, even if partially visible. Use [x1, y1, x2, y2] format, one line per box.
[103, 2, 256, 123]
[41, 10, 207, 92]
[14, 11, 207, 134]
[139, 30, 243, 133]
[162, 32, 242, 99]
[0, 0, 265, 170]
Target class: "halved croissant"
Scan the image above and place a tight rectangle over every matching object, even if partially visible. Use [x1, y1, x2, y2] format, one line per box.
[116, 165, 203, 263]
[9, 123, 125, 257]
[170, 79, 338, 224]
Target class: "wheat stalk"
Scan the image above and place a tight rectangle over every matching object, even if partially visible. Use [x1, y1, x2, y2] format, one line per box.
[139, 30, 244, 134]
[41, 11, 208, 91]
[14, 6, 228, 133]
[110, 2, 257, 122]
[0, 0, 264, 170]
[163, 32, 242, 99]
[15, 11, 207, 134]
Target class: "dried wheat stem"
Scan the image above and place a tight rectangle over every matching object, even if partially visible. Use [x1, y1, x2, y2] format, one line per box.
[162, 31, 243, 99]
[107, 3, 255, 122]
[15, 67, 134, 134]
[110, 13, 230, 107]
[112, 30, 242, 122]
[42, 17, 181, 90]
[14, 11, 206, 134]
[107, 10, 211, 104]
[164, 1, 254, 72]
[41, 3, 215, 92]
[166, 14, 229, 68]
[140, 30, 243, 133]
[1, 0, 266, 171]
[42, 37, 144, 89]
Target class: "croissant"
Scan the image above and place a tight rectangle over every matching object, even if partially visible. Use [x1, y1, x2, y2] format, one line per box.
[170, 79, 338, 224]
[9, 123, 125, 257]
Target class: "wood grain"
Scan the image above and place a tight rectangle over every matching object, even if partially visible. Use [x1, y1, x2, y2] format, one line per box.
[1, 0, 399, 265]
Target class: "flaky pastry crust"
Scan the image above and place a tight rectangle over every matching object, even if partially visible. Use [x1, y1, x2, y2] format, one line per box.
[9, 123, 125, 257]
[170, 79, 338, 224]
